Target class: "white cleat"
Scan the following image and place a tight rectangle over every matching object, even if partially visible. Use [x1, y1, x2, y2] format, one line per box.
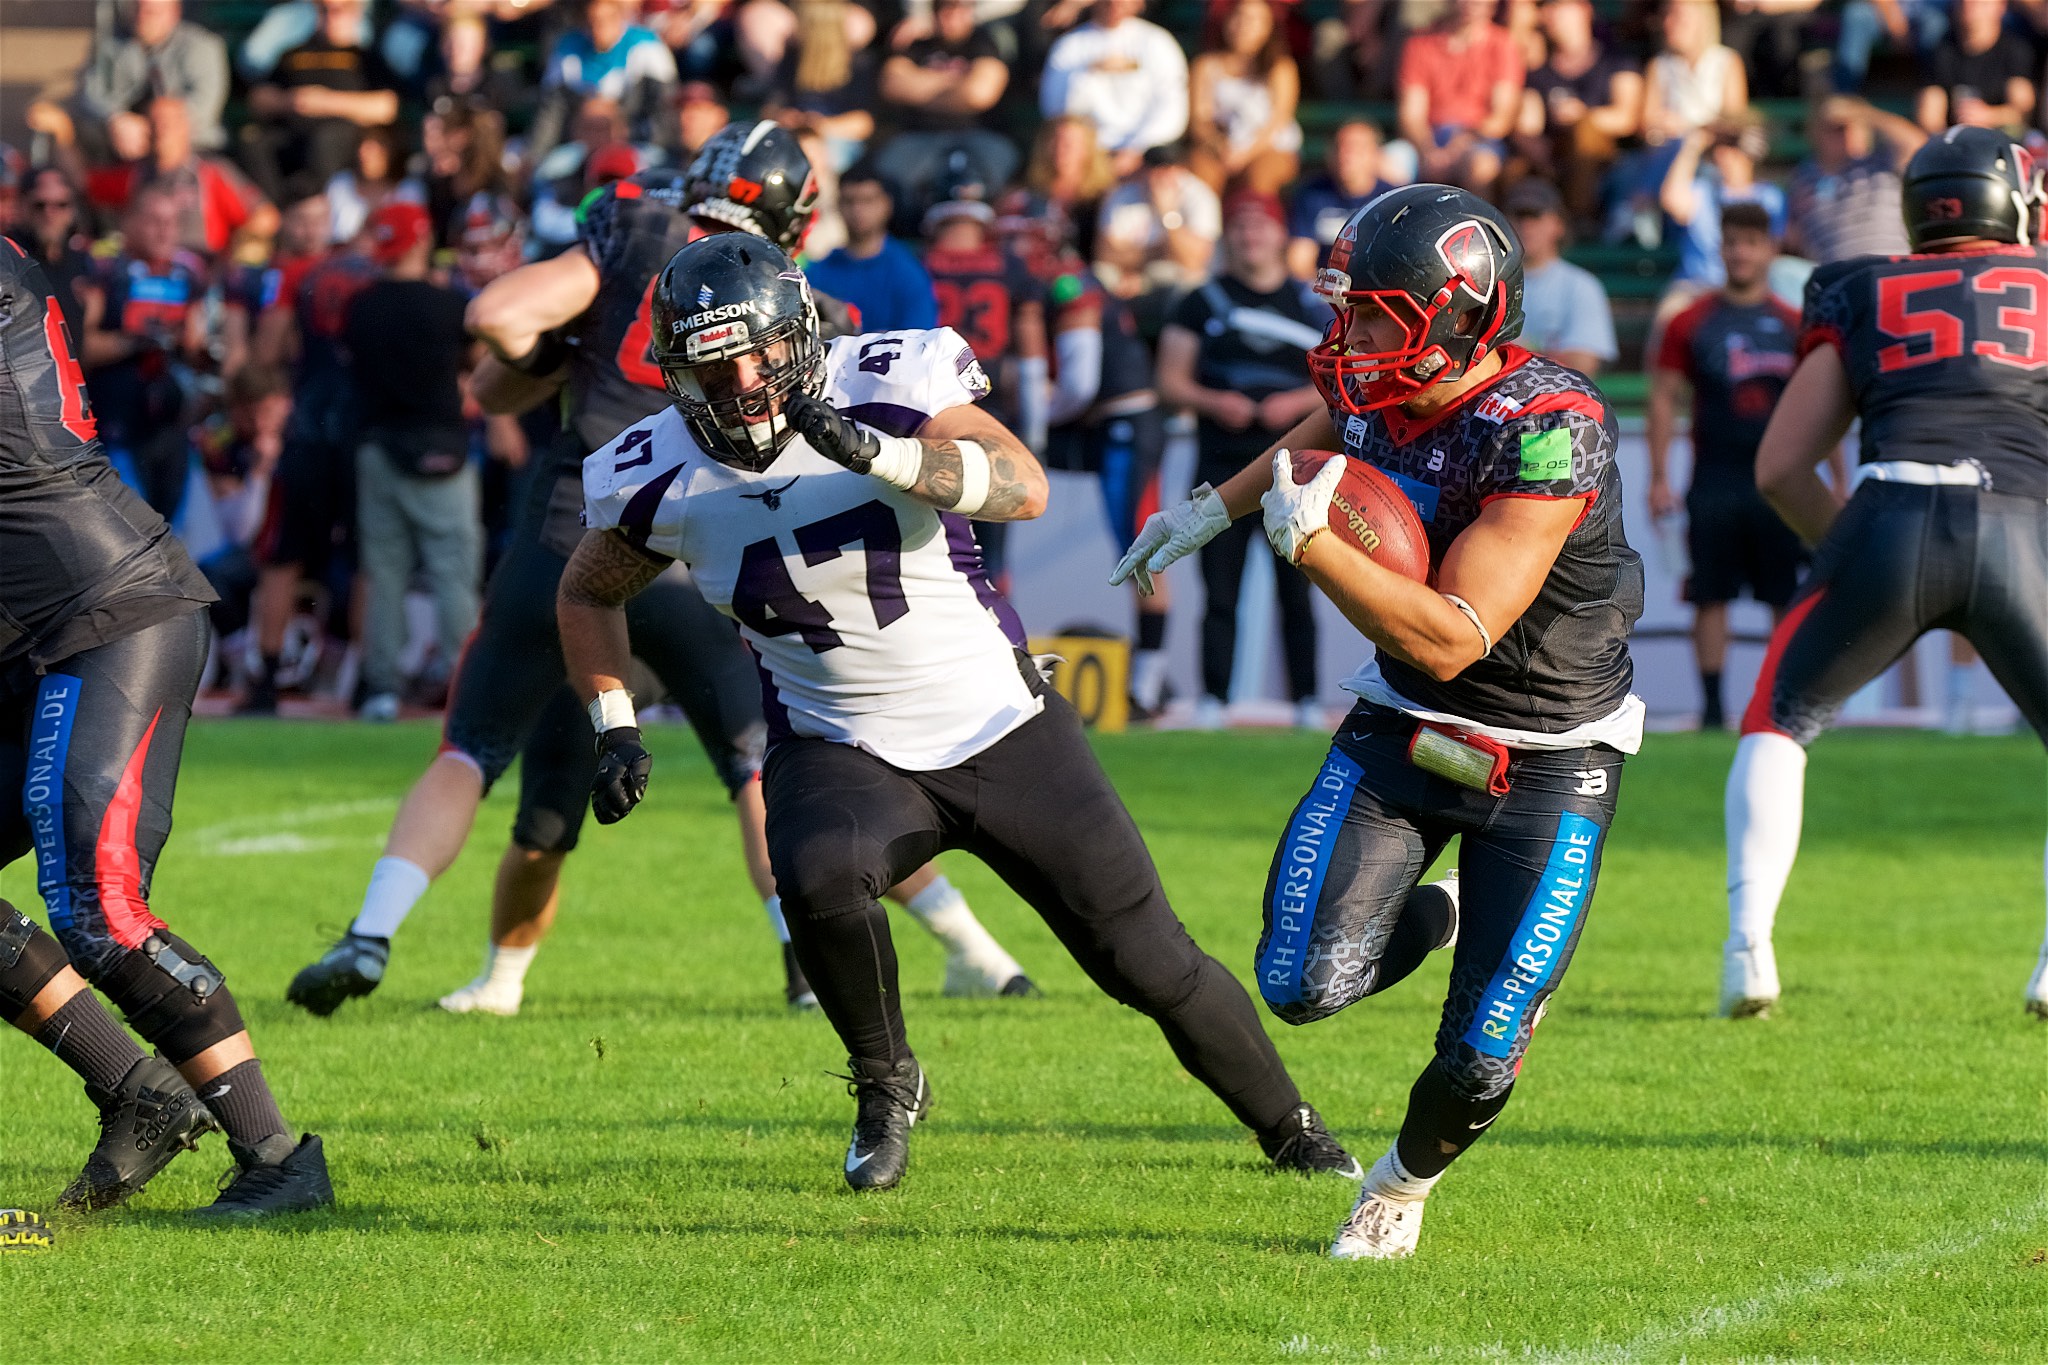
[438, 975, 523, 1016]
[1330, 1188, 1425, 1260]
[942, 951, 1033, 999]
[2025, 945, 2048, 1020]
[1720, 938, 1780, 1019]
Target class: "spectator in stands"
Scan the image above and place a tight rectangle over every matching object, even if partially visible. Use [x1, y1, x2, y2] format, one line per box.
[658, 0, 741, 83]
[528, 0, 679, 165]
[1506, 178, 1616, 377]
[421, 100, 510, 251]
[190, 363, 293, 640]
[1040, 0, 1191, 178]
[1024, 114, 1118, 264]
[1720, 0, 1826, 99]
[1785, 96, 1926, 263]
[528, 97, 637, 257]
[426, 9, 531, 117]
[0, 147, 18, 242]
[78, 97, 279, 262]
[1093, 142, 1222, 305]
[1661, 113, 1783, 296]
[243, 0, 402, 204]
[1155, 190, 1326, 731]
[1286, 119, 1395, 281]
[765, 0, 880, 172]
[78, 184, 210, 516]
[1834, 0, 1949, 94]
[672, 81, 733, 163]
[1309, 0, 1401, 102]
[1515, 0, 1643, 228]
[19, 168, 95, 340]
[1642, 0, 1746, 147]
[326, 125, 415, 248]
[347, 201, 483, 722]
[803, 166, 939, 331]
[1397, 0, 1525, 194]
[1917, 0, 2037, 134]
[875, 0, 1016, 204]
[27, 0, 229, 164]
[1646, 202, 1835, 729]
[1188, 0, 1302, 195]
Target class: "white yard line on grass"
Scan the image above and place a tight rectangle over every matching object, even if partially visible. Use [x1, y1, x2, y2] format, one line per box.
[1530, 1195, 2048, 1364]
[188, 797, 397, 857]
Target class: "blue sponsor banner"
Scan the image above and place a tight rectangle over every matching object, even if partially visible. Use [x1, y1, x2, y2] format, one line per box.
[1385, 469, 1441, 525]
[1461, 811, 1602, 1058]
[1258, 749, 1362, 1006]
[24, 676, 80, 931]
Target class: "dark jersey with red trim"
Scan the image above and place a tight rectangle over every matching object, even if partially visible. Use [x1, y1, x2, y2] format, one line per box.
[567, 169, 697, 457]
[85, 250, 207, 451]
[1657, 293, 1800, 475]
[293, 249, 379, 386]
[926, 244, 1037, 362]
[0, 242, 213, 669]
[1334, 346, 1641, 730]
[1803, 246, 2048, 497]
[1034, 257, 1152, 420]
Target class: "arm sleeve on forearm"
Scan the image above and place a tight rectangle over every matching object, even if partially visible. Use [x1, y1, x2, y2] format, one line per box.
[1016, 355, 1049, 453]
[1045, 328, 1104, 427]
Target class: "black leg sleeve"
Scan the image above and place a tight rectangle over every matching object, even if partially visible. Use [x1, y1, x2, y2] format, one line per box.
[1273, 547, 1320, 703]
[1198, 516, 1256, 701]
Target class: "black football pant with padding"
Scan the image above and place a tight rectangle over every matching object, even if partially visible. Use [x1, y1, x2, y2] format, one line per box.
[0, 612, 248, 1064]
[765, 686, 1304, 1136]
[1255, 703, 1625, 1175]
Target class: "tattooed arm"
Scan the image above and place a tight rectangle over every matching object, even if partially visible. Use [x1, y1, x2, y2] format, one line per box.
[557, 528, 672, 703]
[786, 393, 1050, 522]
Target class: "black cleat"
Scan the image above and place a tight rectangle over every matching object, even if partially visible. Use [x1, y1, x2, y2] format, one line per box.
[998, 973, 1040, 998]
[287, 934, 389, 1015]
[783, 944, 819, 1011]
[839, 1056, 929, 1192]
[1261, 1103, 1364, 1179]
[58, 1056, 218, 1211]
[193, 1133, 334, 1220]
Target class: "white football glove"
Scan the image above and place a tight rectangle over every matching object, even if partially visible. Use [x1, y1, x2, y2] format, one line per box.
[1262, 448, 1344, 565]
[1109, 483, 1231, 595]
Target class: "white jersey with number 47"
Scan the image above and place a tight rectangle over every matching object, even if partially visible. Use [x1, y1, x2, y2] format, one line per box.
[581, 326, 1041, 771]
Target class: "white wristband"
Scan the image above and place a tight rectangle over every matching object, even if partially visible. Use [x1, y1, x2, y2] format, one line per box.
[587, 688, 637, 734]
[950, 440, 991, 517]
[1440, 594, 1493, 657]
[864, 432, 925, 489]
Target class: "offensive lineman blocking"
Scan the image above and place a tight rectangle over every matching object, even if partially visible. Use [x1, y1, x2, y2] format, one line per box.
[560, 233, 1360, 1193]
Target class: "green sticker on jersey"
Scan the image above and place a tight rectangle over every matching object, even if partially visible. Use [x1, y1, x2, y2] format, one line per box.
[1518, 428, 1574, 482]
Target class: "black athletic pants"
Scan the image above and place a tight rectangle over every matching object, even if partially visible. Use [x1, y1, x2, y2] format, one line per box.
[1745, 481, 2048, 745]
[1257, 703, 1625, 1104]
[763, 687, 1304, 1135]
[1197, 515, 1320, 703]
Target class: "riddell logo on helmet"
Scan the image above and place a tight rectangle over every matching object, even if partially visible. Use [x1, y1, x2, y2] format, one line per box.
[685, 320, 751, 360]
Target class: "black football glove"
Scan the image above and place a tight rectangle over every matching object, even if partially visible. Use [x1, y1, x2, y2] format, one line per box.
[787, 392, 879, 473]
[591, 726, 653, 825]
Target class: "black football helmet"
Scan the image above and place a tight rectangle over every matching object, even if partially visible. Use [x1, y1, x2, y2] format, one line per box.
[682, 121, 820, 251]
[651, 234, 826, 471]
[1901, 124, 2044, 249]
[1309, 184, 1523, 412]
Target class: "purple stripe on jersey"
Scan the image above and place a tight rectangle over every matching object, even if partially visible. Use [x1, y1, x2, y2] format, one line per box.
[745, 641, 795, 747]
[942, 513, 1026, 648]
[618, 464, 682, 553]
[838, 402, 929, 438]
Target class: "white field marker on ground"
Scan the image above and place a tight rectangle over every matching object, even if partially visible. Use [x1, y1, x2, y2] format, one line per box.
[187, 797, 398, 857]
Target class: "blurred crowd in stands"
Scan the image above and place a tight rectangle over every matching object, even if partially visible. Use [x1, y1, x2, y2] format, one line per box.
[0, 0, 2032, 721]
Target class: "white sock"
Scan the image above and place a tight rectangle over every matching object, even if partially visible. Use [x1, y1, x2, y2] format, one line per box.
[1725, 732, 1808, 954]
[350, 856, 431, 940]
[483, 942, 537, 991]
[1363, 1143, 1440, 1203]
[2033, 833, 2048, 979]
[902, 875, 1013, 967]
[762, 894, 791, 946]
[1131, 649, 1169, 709]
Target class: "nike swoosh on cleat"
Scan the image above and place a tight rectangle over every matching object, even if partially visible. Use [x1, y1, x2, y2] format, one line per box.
[1468, 1112, 1500, 1131]
[845, 1147, 876, 1172]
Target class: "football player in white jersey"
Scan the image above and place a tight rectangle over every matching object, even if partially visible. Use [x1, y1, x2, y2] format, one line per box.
[559, 232, 1362, 1194]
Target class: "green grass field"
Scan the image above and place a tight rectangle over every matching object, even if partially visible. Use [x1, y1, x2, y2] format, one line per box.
[5, 722, 2045, 1362]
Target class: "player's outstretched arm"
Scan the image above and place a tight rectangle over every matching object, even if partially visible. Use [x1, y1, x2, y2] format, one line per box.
[465, 245, 602, 413]
[1756, 345, 1856, 547]
[787, 394, 1050, 521]
[558, 528, 674, 823]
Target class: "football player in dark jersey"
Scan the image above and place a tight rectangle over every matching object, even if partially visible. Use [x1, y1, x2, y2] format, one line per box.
[285, 122, 1034, 1020]
[1720, 126, 2048, 1019]
[1116, 185, 1644, 1258]
[0, 240, 332, 1217]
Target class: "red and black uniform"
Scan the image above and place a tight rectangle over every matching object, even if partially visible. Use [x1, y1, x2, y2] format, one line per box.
[1745, 247, 2048, 744]
[1657, 291, 1806, 607]
[1259, 348, 1640, 1117]
[926, 241, 1038, 424]
[1039, 259, 1163, 551]
[441, 170, 764, 855]
[0, 242, 245, 1064]
[83, 248, 206, 513]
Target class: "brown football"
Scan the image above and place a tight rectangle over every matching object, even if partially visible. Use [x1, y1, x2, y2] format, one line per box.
[1290, 449, 1432, 582]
